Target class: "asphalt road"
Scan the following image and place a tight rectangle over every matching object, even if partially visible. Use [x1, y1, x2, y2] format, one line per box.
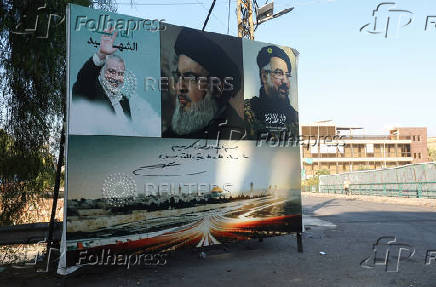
[2, 193, 436, 287]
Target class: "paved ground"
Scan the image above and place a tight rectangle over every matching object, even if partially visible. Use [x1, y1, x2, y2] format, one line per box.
[2, 193, 436, 287]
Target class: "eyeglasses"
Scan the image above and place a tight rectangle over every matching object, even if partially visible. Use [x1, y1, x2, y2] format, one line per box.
[264, 69, 292, 80]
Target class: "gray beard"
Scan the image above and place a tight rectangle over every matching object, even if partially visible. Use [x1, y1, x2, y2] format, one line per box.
[99, 67, 124, 103]
[265, 76, 279, 99]
[265, 74, 289, 101]
[171, 92, 218, 135]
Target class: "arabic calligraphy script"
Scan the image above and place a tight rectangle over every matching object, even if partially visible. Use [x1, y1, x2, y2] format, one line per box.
[87, 36, 138, 52]
[133, 139, 250, 177]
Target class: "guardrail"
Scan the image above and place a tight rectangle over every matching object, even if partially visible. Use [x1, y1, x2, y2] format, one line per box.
[303, 182, 436, 199]
[0, 222, 62, 245]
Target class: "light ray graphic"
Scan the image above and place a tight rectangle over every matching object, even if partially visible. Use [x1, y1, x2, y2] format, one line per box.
[67, 192, 301, 264]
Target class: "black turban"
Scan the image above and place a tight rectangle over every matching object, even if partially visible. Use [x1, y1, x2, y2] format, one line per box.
[174, 27, 241, 100]
[256, 45, 292, 73]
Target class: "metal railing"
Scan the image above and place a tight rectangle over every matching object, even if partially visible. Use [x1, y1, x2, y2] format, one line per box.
[303, 182, 436, 199]
[0, 222, 62, 245]
[342, 135, 411, 140]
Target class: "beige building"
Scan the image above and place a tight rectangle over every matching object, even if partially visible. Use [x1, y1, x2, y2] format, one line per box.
[301, 121, 429, 178]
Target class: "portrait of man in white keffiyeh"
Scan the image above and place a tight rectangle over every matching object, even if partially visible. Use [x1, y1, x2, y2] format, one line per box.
[71, 27, 160, 136]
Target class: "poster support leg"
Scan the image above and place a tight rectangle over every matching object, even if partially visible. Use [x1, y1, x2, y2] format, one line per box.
[47, 125, 65, 250]
[297, 232, 303, 253]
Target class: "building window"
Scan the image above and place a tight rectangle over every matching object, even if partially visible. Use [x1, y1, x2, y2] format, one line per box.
[418, 135, 421, 141]
[319, 144, 336, 154]
[413, 153, 416, 158]
[418, 153, 421, 159]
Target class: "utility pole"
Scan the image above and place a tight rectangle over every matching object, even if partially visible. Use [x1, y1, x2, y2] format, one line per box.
[237, 0, 255, 40]
[237, 0, 294, 40]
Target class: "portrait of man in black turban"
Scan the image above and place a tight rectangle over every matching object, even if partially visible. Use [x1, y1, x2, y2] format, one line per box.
[161, 27, 246, 140]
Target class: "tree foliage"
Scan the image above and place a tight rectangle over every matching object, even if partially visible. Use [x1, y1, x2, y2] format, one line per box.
[302, 169, 330, 188]
[0, 0, 116, 225]
[0, 129, 56, 225]
[428, 147, 436, 162]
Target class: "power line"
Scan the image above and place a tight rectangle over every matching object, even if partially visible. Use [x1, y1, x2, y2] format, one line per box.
[227, 0, 231, 34]
[195, 0, 227, 30]
[202, 0, 217, 31]
[100, 0, 228, 32]
[92, 1, 205, 5]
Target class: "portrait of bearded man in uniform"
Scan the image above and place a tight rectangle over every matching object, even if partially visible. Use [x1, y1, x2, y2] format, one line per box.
[244, 45, 299, 140]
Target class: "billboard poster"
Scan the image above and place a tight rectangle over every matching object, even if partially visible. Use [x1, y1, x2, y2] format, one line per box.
[65, 4, 301, 267]
[242, 39, 299, 140]
[68, 4, 161, 136]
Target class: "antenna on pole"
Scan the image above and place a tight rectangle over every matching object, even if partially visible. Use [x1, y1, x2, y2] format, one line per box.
[237, 0, 294, 39]
[237, 0, 255, 39]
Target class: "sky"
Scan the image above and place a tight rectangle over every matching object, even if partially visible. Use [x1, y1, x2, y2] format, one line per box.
[115, 0, 436, 136]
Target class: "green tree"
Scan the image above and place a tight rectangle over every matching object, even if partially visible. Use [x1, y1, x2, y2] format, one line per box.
[302, 169, 330, 191]
[428, 147, 436, 162]
[0, 0, 116, 226]
[0, 129, 56, 225]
